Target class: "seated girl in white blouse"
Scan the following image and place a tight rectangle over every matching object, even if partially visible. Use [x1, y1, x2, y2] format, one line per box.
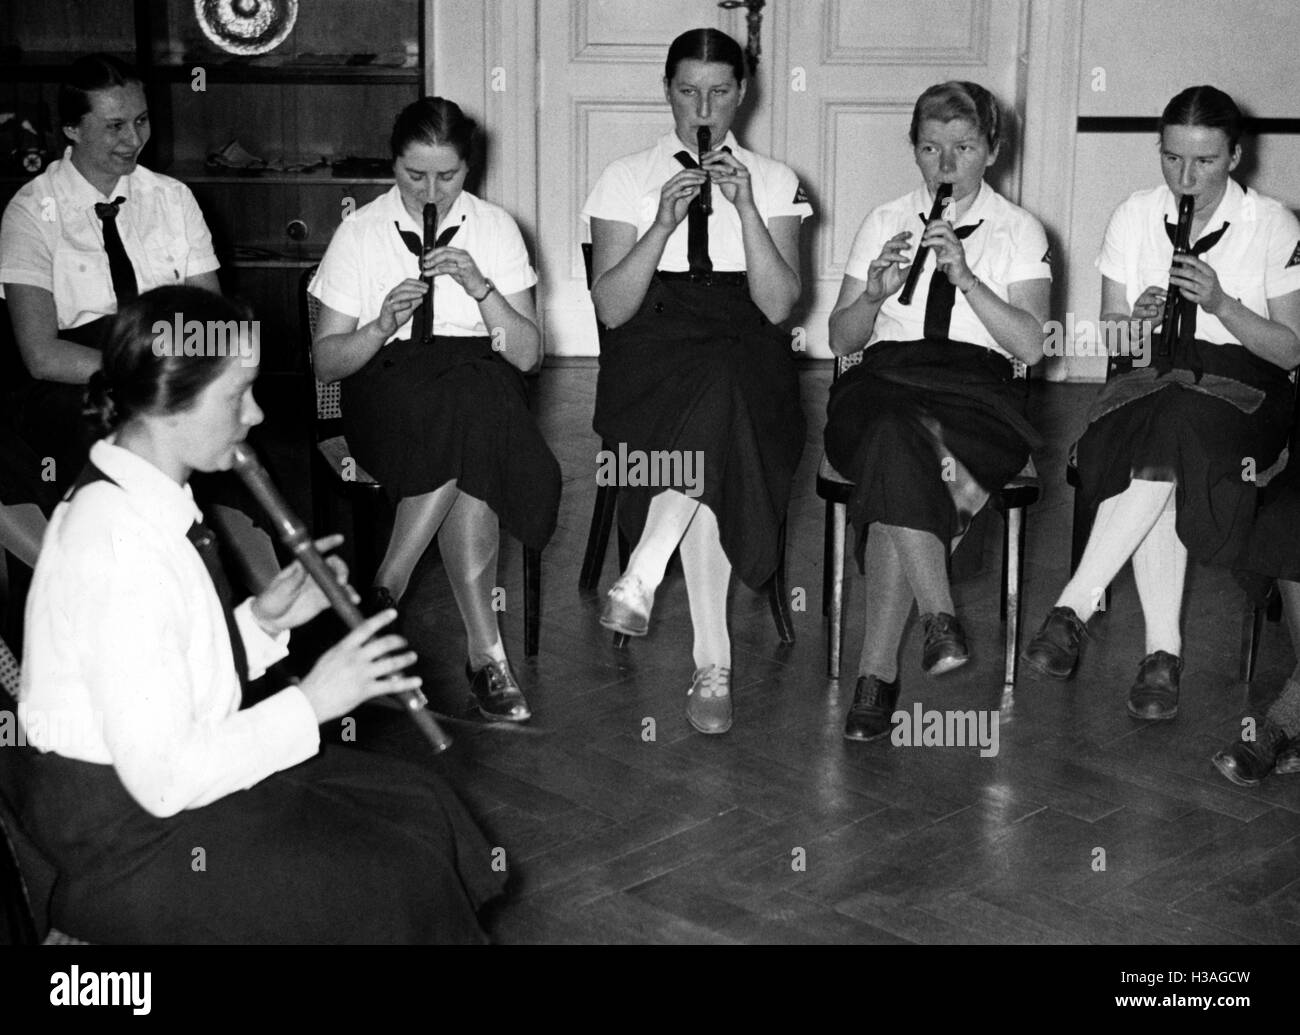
[826, 81, 1051, 744]
[13, 285, 503, 943]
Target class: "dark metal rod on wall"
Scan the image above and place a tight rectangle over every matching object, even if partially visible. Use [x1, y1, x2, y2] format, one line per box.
[718, 0, 766, 75]
[1077, 116, 1300, 134]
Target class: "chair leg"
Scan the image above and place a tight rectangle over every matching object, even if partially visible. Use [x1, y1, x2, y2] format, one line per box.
[1002, 506, 1025, 705]
[768, 519, 796, 643]
[523, 546, 541, 658]
[822, 500, 834, 617]
[1239, 580, 1276, 685]
[580, 482, 618, 592]
[616, 525, 631, 574]
[829, 502, 846, 679]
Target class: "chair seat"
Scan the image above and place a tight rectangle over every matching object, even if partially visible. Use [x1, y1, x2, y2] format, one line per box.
[996, 457, 1040, 510]
[818, 451, 1039, 507]
[316, 435, 379, 487]
[815, 452, 853, 502]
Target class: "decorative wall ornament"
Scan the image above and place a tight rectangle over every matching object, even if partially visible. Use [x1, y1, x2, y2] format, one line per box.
[194, 0, 299, 56]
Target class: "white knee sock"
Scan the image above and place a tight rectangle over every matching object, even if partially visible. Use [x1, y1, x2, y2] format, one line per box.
[624, 490, 699, 592]
[1057, 479, 1174, 621]
[679, 504, 731, 671]
[1132, 501, 1186, 656]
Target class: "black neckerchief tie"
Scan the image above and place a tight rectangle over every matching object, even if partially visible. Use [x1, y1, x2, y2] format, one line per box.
[187, 519, 251, 693]
[65, 462, 250, 695]
[673, 149, 728, 275]
[1158, 218, 1230, 381]
[394, 218, 462, 258]
[93, 197, 138, 305]
[922, 217, 984, 342]
[395, 218, 464, 341]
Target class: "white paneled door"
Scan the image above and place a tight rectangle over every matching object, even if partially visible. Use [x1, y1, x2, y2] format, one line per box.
[524, 0, 1031, 357]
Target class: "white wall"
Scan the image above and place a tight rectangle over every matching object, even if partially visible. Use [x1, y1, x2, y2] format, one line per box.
[1054, 0, 1300, 380]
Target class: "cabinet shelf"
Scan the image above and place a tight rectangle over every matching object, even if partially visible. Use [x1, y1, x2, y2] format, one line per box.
[166, 161, 394, 186]
[148, 59, 419, 86]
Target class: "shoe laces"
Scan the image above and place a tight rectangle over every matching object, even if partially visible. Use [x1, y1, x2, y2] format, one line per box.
[480, 658, 519, 694]
[1047, 606, 1086, 648]
[922, 612, 958, 643]
[690, 665, 731, 698]
[610, 573, 649, 606]
[854, 676, 894, 709]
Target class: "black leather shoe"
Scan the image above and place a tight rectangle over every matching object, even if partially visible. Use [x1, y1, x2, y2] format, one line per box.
[1127, 651, 1181, 720]
[920, 612, 969, 676]
[1274, 739, 1300, 775]
[465, 658, 531, 723]
[843, 675, 901, 742]
[1211, 717, 1290, 787]
[1021, 606, 1086, 680]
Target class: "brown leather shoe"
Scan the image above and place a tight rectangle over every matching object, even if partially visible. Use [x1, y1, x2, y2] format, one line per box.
[1127, 651, 1181, 721]
[465, 657, 531, 723]
[843, 675, 900, 742]
[1021, 606, 1086, 680]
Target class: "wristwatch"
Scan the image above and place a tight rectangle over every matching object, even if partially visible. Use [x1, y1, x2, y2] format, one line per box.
[472, 279, 496, 303]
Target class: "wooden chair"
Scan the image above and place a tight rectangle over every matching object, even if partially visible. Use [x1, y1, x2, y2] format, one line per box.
[816, 350, 1039, 699]
[300, 267, 542, 657]
[0, 635, 86, 945]
[1237, 377, 1300, 684]
[575, 243, 796, 644]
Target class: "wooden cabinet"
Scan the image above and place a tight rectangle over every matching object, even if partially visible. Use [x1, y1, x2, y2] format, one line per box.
[2, 0, 424, 373]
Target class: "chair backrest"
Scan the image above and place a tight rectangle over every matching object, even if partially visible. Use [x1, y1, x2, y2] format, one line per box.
[0, 636, 40, 944]
[298, 265, 341, 423]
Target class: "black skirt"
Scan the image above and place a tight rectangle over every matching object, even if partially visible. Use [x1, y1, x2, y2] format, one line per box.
[341, 335, 560, 552]
[3, 317, 107, 511]
[1076, 338, 1292, 567]
[1235, 461, 1300, 597]
[593, 276, 805, 590]
[14, 745, 505, 944]
[824, 339, 1040, 570]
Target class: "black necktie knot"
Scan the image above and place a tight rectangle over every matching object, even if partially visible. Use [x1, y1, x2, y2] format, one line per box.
[94, 196, 125, 221]
[919, 213, 983, 241]
[1164, 218, 1230, 256]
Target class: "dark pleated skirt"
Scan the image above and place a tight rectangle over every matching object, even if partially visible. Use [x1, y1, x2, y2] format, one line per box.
[1236, 462, 1300, 598]
[14, 745, 505, 944]
[824, 339, 1039, 570]
[592, 277, 805, 590]
[1076, 338, 1292, 567]
[3, 318, 106, 511]
[341, 335, 560, 552]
